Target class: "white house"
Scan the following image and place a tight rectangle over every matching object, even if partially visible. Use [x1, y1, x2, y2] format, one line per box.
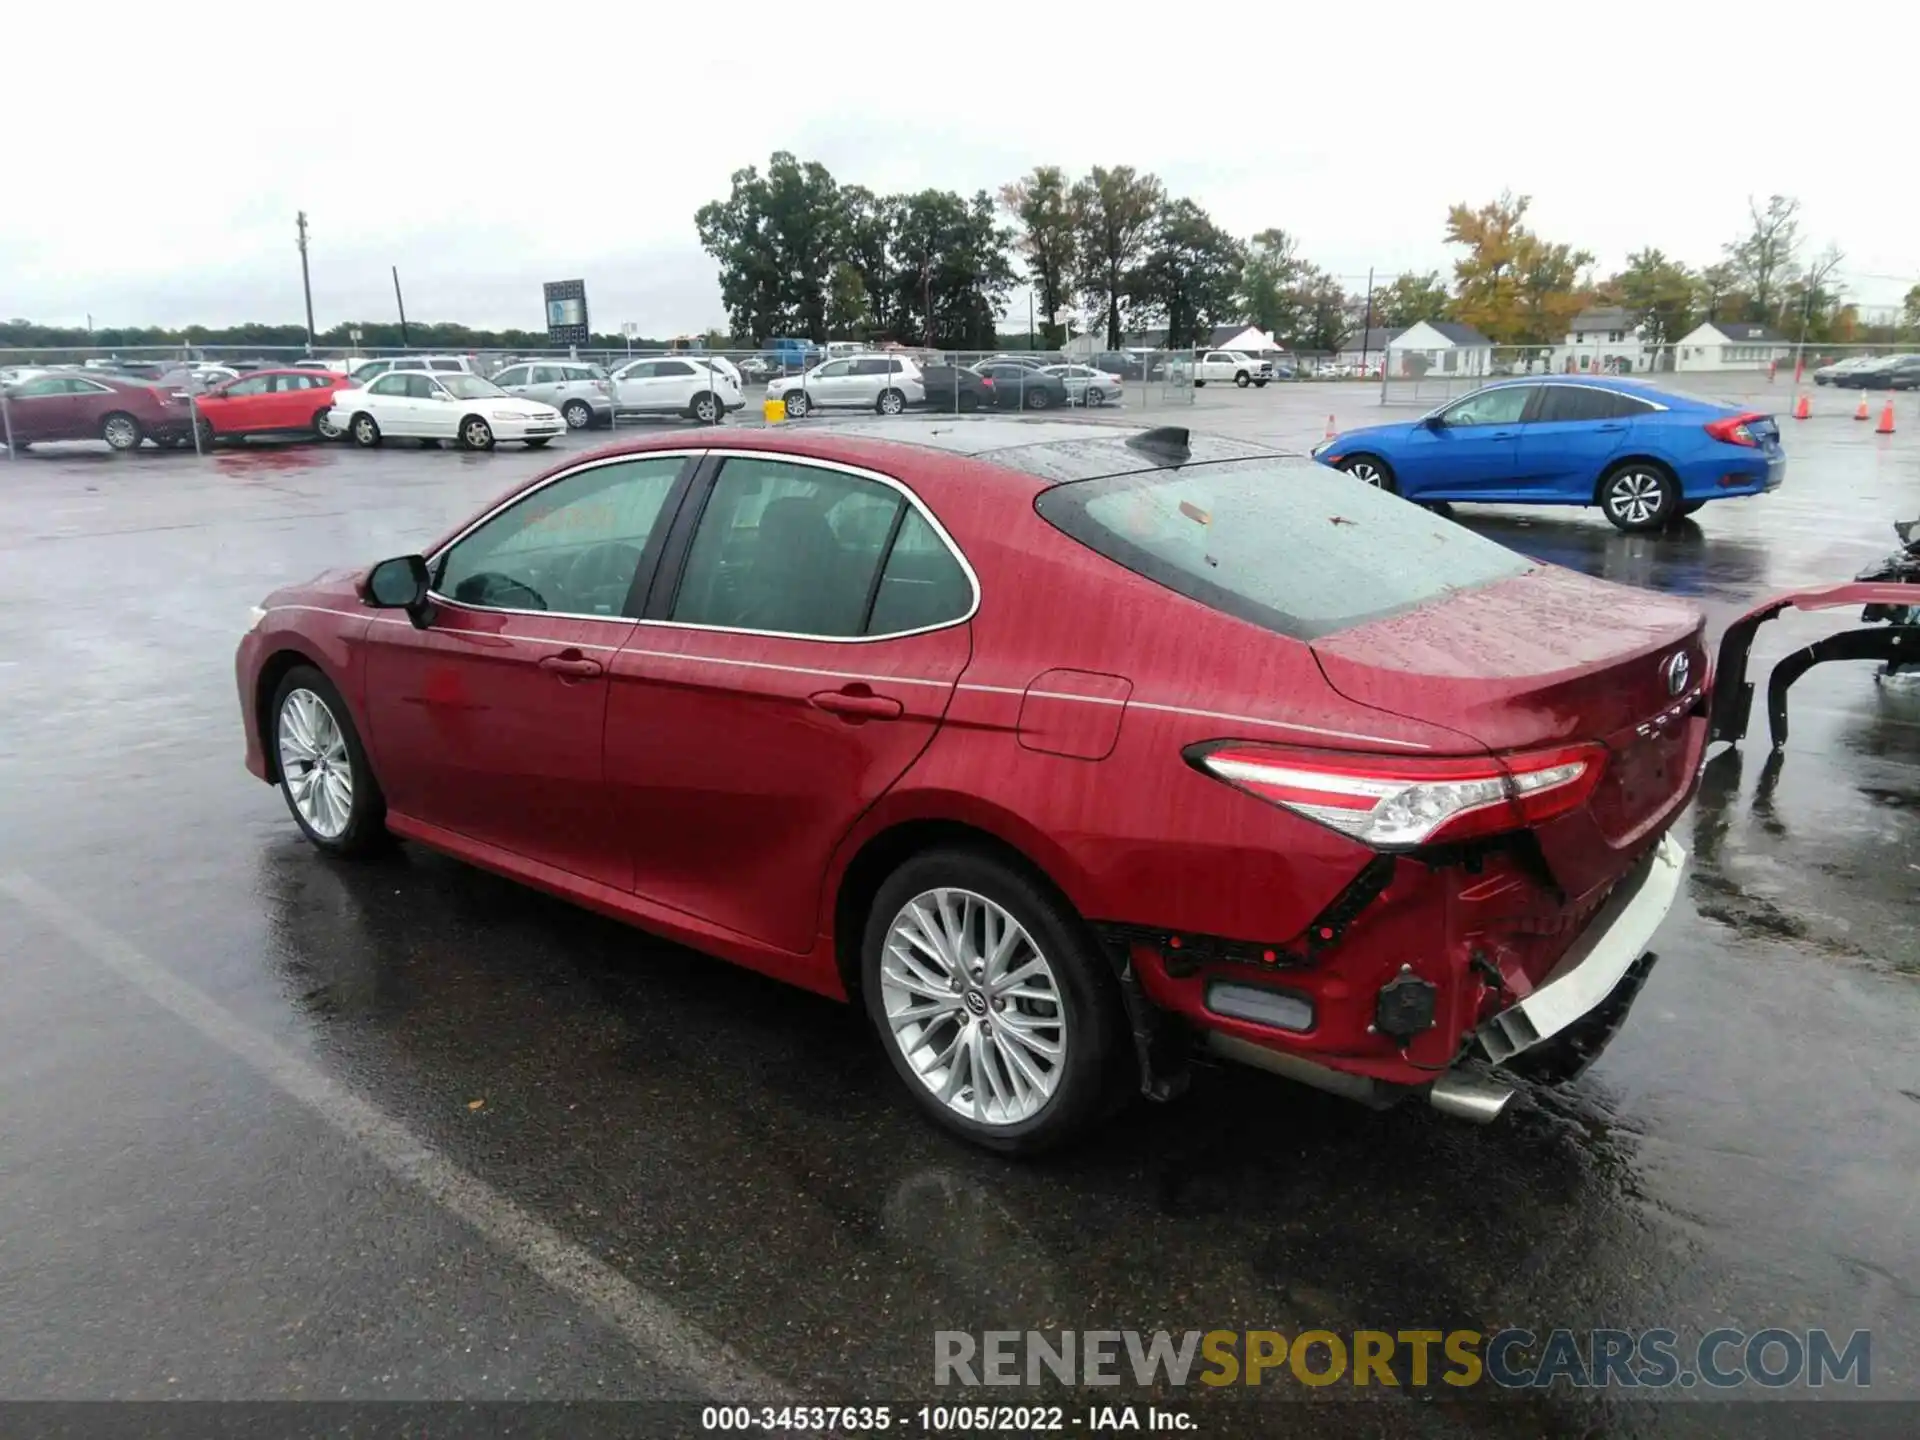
[1204, 323, 1282, 355]
[1556, 306, 1652, 374]
[1385, 320, 1494, 378]
[1674, 321, 1794, 372]
[1336, 327, 1398, 370]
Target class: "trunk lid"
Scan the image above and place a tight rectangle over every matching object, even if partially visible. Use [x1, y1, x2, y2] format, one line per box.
[1311, 567, 1708, 896]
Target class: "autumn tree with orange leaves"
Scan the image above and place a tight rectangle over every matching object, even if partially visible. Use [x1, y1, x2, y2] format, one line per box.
[1444, 193, 1595, 346]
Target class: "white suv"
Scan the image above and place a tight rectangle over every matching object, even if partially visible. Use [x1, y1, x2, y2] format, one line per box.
[608, 356, 744, 423]
[348, 354, 484, 384]
[769, 355, 924, 417]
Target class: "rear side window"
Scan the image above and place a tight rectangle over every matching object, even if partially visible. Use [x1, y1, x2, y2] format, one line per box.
[1538, 386, 1651, 422]
[867, 509, 973, 634]
[429, 359, 462, 372]
[1035, 458, 1533, 641]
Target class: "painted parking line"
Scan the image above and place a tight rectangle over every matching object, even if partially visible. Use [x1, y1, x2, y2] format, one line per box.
[0, 870, 795, 1406]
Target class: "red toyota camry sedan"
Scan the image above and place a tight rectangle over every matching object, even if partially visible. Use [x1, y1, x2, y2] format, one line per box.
[235, 419, 1705, 1152]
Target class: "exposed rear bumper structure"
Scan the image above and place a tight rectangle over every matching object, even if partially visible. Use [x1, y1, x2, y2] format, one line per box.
[1209, 835, 1687, 1124]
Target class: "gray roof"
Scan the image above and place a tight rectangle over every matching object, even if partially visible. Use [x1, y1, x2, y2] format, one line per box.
[1341, 327, 1399, 354]
[1705, 321, 1790, 343]
[1572, 307, 1634, 333]
[1419, 321, 1492, 347]
[1207, 323, 1262, 346]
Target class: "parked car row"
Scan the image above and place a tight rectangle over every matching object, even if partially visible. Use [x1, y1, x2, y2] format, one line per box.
[1811, 354, 1920, 389]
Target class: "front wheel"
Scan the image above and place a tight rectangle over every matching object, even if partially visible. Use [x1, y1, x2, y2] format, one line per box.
[1235, 371, 1251, 388]
[862, 848, 1127, 1155]
[270, 666, 386, 856]
[780, 390, 810, 419]
[1600, 464, 1678, 532]
[459, 416, 496, 451]
[1339, 455, 1395, 491]
[562, 400, 593, 430]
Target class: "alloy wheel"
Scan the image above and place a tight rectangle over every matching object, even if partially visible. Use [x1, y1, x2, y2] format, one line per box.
[879, 390, 903, 415]
[464, 419, 493, 449]
[103, 416, 139, 450]
[1345, 460, 1384, 487]
[316, 412, 342, 439]
[784, 392, 808, 418]
[277, 687, 353, 840]
[353, 417, 378, 445]
[880, 887, 1068, 1127]
[1606, 471, 1666, 526]
[694, 394, 719, 423]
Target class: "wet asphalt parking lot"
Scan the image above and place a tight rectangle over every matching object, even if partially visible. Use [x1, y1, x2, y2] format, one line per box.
[1, 378, 1916, 1438]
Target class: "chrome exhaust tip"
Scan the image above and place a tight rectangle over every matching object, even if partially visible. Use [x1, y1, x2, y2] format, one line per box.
[1428, 1069, 1516, 1124]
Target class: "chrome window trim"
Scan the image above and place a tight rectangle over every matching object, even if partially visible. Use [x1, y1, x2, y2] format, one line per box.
[422, 449, 702, 623]
[641, 448, 981, 646]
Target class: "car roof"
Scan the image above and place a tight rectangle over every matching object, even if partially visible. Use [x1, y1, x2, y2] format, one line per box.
[561, 417, 1297, 494]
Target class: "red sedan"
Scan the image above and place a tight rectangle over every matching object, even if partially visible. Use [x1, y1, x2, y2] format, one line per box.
[193, 367, 354, 443]
[1, 371, 194, 450]
[235, 420, 1704, 1152]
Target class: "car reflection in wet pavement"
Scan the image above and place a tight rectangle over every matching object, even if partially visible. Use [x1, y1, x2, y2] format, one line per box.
[0, 406, 1914, 1436]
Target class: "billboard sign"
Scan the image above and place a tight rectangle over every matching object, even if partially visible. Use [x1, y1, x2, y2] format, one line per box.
[544, 279, 590, 347]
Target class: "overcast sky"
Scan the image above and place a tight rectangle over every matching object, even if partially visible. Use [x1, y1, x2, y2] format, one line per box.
[5, 7, 1913, 337]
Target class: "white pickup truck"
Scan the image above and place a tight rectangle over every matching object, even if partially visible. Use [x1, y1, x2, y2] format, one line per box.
[1172, 350, 1271, 388]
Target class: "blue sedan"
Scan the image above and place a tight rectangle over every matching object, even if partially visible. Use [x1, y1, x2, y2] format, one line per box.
[1311, 376, 1785, 532]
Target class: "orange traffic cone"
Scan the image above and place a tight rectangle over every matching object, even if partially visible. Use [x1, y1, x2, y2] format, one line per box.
[1324, 414, 1336, 440]
[1876, 398, 1896, 434]
[1855, 392, 1871, 421]
[1792, 392, 1811, 420]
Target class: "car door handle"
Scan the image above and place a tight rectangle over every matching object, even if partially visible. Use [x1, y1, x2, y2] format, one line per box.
[809, 684, 904, 721]
[537, 650, 603, 679]
[1595, 422, 1627, 432]
[1487, 430, 1517, 440]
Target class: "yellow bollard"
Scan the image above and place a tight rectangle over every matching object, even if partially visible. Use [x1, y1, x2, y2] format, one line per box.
[763, 395, 788, 424]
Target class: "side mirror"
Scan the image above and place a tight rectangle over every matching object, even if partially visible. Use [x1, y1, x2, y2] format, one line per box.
[1423, 413, 1447, 429]
[363, 554, 434, 628]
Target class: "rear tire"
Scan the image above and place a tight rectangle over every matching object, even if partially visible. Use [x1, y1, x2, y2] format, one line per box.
[101, 412, 143, 451]
[350, 413, 382, 447]
[1024, 386, 1053, 410]
[1599, 463, 1677, 533]
[313, 409, 342, 440]
[689, 390, 722, 424]
[861, 847, 1129, 1155]
[876, 387, 905, 416]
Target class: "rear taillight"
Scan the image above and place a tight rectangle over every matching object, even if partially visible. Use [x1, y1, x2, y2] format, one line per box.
[1704, 411, 1767, 447]
[980, 377, 994, 387]
[1189, 742, 1607, 849]
[149, 386, 175, 406]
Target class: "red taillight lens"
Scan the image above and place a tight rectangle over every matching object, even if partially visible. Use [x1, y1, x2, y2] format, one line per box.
[1704, 411, 1766, 447]
[980, 377, 994, 387]
[1190, 742, 1607, 850]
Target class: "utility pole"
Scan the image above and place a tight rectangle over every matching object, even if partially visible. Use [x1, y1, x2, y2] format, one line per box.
[392, 266, 411, 349]
[1028, 289, 1035, 351]
[1360, 267, 1375, 374]
[296, 212, 316, 350]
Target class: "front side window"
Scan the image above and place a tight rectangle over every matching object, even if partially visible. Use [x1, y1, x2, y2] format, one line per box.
[368, 374, 408, 396]
[671, 459, 914, 638]
[619, 362, 655, 381]
[493, 366, 529, 387]
[1439, 386, 1531, 426]
[1035, 458, 1532, 642]
[813, 361, 851, 380]
[437, 457, 685, 616]
[226, 376, 272, 397]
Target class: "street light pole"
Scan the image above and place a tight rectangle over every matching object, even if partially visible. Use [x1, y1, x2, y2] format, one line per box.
[296, 212, 316, 351]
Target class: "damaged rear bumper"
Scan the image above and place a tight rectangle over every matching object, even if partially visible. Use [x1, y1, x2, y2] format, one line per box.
[1708, 582, 1920, 749]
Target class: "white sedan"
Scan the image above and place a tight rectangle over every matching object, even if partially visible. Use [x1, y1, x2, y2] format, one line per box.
[1041, 364, 1124, 406]
[328, 371, 565, 450]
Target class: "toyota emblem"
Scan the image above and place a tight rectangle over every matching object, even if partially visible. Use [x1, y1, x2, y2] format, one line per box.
[1662, 650, 1692, 697]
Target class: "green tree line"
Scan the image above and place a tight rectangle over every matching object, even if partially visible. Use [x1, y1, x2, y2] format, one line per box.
[0, 319, 686, 355]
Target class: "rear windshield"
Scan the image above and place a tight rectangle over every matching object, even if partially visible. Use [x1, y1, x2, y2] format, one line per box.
[1034, 458, 1533, 640]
